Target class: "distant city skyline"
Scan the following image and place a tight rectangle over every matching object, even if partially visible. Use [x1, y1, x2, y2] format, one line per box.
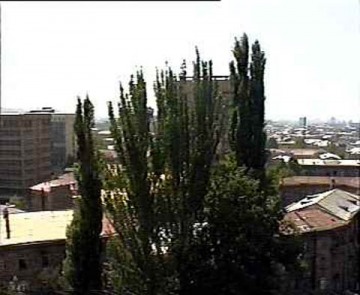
[0, 1, 359, 121]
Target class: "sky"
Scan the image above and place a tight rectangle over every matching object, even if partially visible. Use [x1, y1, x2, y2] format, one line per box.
[1, 0, 359, 121]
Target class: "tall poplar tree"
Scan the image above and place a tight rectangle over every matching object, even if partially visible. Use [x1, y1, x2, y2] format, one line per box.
[63, 97, 103, 294]
[229, 34, 267, 181]
[104, 50, 225, 294]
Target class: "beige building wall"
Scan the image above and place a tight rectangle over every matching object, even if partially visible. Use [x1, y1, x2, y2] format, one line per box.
[0, 113, 52, 196]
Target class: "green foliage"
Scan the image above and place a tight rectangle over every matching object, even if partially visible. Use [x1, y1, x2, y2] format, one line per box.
[8, 196, 27, 210]
[100, 35, 303, 295]
[229, 34, 267, 181]
[182, 156, 303, 295]
[63, 97, 103, 294]
[294, 138, 306, 148]
[267, 137, 279, 149]
[104, 50, 225, 294]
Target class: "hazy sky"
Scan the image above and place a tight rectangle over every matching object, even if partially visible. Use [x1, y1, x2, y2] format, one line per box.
[1, 1, 359, 121]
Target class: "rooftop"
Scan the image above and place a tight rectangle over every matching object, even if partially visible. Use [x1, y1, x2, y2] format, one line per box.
[281, 176, 360, 188]
[0, 205, 24, 214]
[30, 173, 76, 193]
[284, 189, 360, 233]
[288, 149, 323, 156]
[297, 159, 360, 166]
[284, 209, 345, 233]
[0, 210, 115, 246]
[286, 189, 360, 222]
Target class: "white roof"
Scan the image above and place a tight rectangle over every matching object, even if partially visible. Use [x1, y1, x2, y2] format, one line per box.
[347, 147, 360, 155]
[286, 190, 330, 212]
[286, 189, 360, 221]
[319, 153, 341, 160]
[0, 210, 73, 246]
[297, 159, 360, 166]
[98, 130, 111, 135]
[272, 155, 292, 163]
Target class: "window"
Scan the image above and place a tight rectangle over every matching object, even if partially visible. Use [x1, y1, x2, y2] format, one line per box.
[41, 253, 49, 268]
[18, 259, 27, 271]
[0, 259, 5, 271]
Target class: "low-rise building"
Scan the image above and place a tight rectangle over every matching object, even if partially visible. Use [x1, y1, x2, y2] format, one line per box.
[297, 159, 360, 177]
[28, 173, 76, 211]
[280, 176, 360, 207]
[0, 210, 114, 291]
[284, 189, 360, 294]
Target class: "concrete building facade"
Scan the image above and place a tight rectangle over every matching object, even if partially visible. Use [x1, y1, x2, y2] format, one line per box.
[0, 113, 52, 199]
[29, 108, 76, 174]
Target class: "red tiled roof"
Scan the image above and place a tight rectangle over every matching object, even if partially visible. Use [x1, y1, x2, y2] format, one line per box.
[284, 208, 346, 233]
[30, 173, 76, 192]
[101, 216, 116, 237]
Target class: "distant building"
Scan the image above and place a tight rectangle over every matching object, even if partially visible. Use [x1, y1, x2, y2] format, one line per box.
[29, 108, 76, 174]
[299, 116, 307, 129]
[181, 75, 232, 157]
[280, 176, 360, 206]
[288, 148, 325, 160]
[297, 159, 360, 177]
[283, 189, 360, 294]
[28, 173, 76, 211]
[0, 112, 52, 199]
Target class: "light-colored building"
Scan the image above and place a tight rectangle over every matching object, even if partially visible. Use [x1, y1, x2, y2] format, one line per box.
[0, 210, 114, 291]
[0, 113, 52, 199]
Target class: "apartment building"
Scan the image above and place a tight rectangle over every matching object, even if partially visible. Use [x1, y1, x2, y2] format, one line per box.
[29, 108, 76, 174]
[0, 113, 52, 199]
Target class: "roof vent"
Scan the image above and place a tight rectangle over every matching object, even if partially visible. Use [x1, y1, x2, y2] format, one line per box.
[339, 205, 349, 212]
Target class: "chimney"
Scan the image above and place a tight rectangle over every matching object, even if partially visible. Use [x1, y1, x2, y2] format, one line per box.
[330, 178, 336, 190]
[41, 188, 46, 211]
[3, 206, 10, 239]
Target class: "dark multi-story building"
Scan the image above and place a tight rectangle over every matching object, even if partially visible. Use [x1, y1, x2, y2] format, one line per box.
[29, 108, 76, 174]
[0, 113, 52, 199]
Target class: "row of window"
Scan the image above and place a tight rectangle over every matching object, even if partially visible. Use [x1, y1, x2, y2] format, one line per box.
[0, 254, 49, 272]
[0, 150, 22, 157]
[0, 119, 50, 128]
